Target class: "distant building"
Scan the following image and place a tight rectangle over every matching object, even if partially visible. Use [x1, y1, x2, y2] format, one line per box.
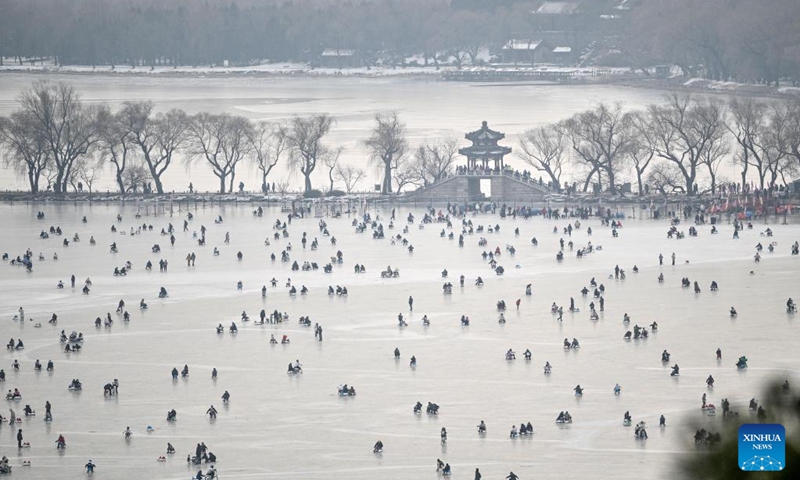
[502, 40, 553, 65]
[552, 46, 574, 65]
[318, 49, 359, 69]
[530, 2, 587, 60]
[535, 1, 580, 15]
[534, 2, 581, 31]
[655, 65, 670, 79]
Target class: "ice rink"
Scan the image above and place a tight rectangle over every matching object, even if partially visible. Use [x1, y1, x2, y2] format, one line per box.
[1, 202, 798, 479]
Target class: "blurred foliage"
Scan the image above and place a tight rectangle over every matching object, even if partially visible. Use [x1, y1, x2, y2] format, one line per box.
[679, 380, 800, 480]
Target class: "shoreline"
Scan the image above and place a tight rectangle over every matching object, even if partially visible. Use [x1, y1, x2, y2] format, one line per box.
[3, 191, 797, 214]
[1, 65, 798, 100]
[0, 64, 446, 81]
[606, 77, 800, 101]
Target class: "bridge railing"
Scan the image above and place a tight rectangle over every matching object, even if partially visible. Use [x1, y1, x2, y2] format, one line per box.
[411, 168, 553, 193]
[454, 168, 551, 190]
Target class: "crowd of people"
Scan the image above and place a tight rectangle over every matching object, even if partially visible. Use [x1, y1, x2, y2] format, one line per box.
[2, 201, 797, 479]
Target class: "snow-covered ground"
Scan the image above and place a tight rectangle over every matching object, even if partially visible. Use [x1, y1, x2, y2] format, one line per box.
[0, 58, 631, 79]
[683, 77, 800, 96]
[0, 59, 434, 77]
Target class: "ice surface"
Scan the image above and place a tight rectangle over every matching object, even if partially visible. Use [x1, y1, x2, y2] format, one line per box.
[1, 203, 799, 480]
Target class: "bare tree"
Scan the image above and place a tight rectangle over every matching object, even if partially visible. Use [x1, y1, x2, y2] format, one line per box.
[630, 0, 800, 85]
[42, 165, 58, 192]
[647, 162, 686, 195]
[728, 99, 790, 190]
[322, 147, 344, 192]
[727, 98, 767, 188]
[762, 104, 793, 189]
[447, 47, 469, 69]
[248, 121, 287, 193]
[126, 102, 190, 194]
[414, 136, 459, 184]
[275, 180, 291, 195]
[452, 10, 486, 66]
[394, 158, 423, 192]
[627, 111, 657, 196]
[699, 128, 730, 194]
[70, 155, 102, 195]
[335, 163, 366, 193]
[99, 106, 137, 193]
[0, 110, 50, 192]
[647, 94, 725, 195]
[562, 103, 633, 194]
[779, 100, 800, 180]
[187, 113, 254, 193]
[516, 124, 565, 192]
[18, 81, 105, 193]
[285, 114, 335, 193]
[363, 111, 408, 194]
[121, 162, 150, 193]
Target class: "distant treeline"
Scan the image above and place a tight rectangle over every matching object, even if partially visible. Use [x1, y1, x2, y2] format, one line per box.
[628, 0, 800, 86]
[1, 0, 798, 84]
[3, 81, 800, 198]
[0, 0, 510, 68]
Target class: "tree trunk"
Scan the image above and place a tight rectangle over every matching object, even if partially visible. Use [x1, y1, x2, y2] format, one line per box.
[685, 176, 694, 196]
[582, 167, 596, 192]
[144, 161, 165, 194]
[116, 172, 125, 194]
[304, 173, 312, 193]
[219, 175, 226, 194]
[28, 170, 38, 193]
[54, 169, 64, 193]
[548, 172, 560, 193]
[607, 169, 617, 194]
[636, 171, 644, 196]
[740, 161, 748, 187]
[153, 175, 164, 194]
[60, 164, 74, 193]
[383, 161, 393, 194]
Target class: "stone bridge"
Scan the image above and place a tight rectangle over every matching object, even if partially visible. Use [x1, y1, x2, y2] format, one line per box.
[403, 171, 551, 204]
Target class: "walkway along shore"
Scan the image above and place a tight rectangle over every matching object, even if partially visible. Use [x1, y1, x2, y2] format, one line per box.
[1, 190, 798, 224]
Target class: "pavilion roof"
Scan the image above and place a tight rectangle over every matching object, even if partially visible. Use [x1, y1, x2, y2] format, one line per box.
[321, 49, 355, 57]
[465, 121, 506, 143]
[535, 2, 579, 15]
[458, 145, 512, 157]
[503, 40, 543, 51]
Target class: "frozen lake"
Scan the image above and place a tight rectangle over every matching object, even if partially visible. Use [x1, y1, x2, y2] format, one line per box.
[0, 74, 674, 192]
[1, 202, 799, 479]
